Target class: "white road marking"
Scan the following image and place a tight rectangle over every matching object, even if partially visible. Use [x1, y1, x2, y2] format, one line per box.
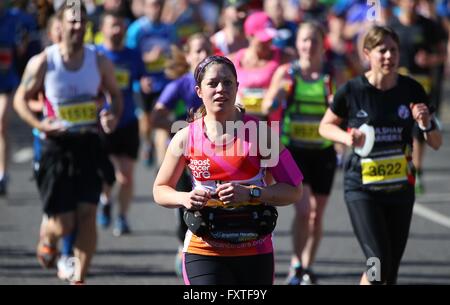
[414, 203, 450, 229]
[12, 147, 34, 164]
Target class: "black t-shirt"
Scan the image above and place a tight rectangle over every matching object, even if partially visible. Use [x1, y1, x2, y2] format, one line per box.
[389, 15, 443, 75]
[331, 74, 429, 202]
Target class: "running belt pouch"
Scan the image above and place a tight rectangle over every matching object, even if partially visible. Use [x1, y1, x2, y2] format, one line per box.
[183, 205, 278, 243]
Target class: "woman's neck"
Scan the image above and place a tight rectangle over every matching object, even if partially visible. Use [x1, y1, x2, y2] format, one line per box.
[203, 109, 240, 140]
[299, 58, 322, 80]
[365, 70, 398, 90]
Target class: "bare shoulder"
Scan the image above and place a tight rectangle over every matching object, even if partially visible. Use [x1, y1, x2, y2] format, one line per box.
[25, 51, 47, 75]
[95, 51, 114, 72]
[167, 124, 190, 158]
[20, 51, 47, 90]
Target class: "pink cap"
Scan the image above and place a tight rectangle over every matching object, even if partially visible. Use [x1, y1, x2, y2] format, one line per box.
[244, 11, 277, 42]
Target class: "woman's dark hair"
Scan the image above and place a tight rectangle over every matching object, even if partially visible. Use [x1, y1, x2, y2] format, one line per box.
[363, 25, 400, 51]
[194, 55, 237, 86]
[188, 55, 240, 122]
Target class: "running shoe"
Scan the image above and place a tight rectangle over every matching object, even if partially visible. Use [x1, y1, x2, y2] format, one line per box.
[97, 203, 112, 228]
[300, 268, 318, 285]
[113, 215, 131, 236]
[57, 256, 76, 281]
[285, 266, 303, 285]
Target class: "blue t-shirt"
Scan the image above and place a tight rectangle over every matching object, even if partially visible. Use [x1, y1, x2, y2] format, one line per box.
[157, 73, 202, 121]
[96, 45, 145, 128]
[126, 17, 178, 93]
[0, 9, 25, 91]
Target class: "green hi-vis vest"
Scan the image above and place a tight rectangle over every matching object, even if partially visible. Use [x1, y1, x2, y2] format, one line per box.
[282, 65, 334, 149]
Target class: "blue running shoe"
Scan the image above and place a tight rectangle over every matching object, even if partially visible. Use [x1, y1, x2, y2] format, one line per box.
[285, 266, 303, 285]
[97, 203, 112, 228]
[113, 215, 131, 236]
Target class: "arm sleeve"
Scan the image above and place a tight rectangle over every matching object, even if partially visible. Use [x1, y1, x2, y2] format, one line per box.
[157, 80, 180, 110]
[329, 82, 349, 119]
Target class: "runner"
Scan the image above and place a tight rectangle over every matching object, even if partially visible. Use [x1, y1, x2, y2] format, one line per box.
[230, 11, 293, 121]
[125, 0, 178, 166]
[389, 0, 447, 194]
[0, 1, 29, 195]
[153, 55, 303, 285]
[263, 21, 343, 285]
[319, 25, 442, 284]
[96, 10, 146, 237]
[13, 3, 122, 284]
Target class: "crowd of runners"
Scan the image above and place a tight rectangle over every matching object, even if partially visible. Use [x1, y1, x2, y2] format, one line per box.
[2, 0, 445, 285]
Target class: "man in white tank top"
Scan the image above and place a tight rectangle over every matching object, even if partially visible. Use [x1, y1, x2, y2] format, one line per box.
[13, 2, 122, 284]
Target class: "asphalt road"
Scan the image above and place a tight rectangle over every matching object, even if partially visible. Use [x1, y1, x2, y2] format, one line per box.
[1, 95, 449, 285]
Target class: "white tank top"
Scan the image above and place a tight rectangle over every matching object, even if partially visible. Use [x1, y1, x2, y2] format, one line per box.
[44, 44, 101, 133]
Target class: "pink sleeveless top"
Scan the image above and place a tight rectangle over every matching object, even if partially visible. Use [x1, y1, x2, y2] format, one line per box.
[182, 115, 273, 256]
[233, 47, 281, 117]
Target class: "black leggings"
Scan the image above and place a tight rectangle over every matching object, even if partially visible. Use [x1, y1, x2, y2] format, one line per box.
[184, 253, 274, 285]
[346, 199, 414, 284]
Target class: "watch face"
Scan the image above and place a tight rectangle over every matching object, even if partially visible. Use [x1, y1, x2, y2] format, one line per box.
[251, 187, 261, 198]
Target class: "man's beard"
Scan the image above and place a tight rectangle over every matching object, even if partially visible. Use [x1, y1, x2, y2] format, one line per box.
[67, 36, 84, 52]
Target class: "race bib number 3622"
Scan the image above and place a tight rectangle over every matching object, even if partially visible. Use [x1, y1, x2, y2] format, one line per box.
[361, 155, 407, 185]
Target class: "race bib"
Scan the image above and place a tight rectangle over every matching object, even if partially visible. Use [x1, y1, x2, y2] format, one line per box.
[361, 154, 408, 185]
[146, 55, 166, 73]
[241, 88, 265, 115]
[290, 120, 322, 143]
[57, 101, 97, 125]
[0, 47, 13, 72]
[115, 68, 130, 90]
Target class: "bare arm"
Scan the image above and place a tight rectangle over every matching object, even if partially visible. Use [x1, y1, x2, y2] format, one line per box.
[153, 127, 192, 208]
[319, 108, 353, 146]
[97, 53, 123, 132]
[410, 103, 442, 150]
[262, 64, 289, 115]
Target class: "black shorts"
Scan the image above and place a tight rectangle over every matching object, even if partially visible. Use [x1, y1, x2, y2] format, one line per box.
[288, 146, 337, 195]
[140, 91, 161, 113]
[36, 133, 105, 216]
[183, 252, 274, 285]
[101, 120, 140, 160]
[0, 88, 13, 94]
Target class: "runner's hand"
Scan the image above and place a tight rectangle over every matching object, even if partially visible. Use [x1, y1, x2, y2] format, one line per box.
[140, 77, 152, 94]
[347, 128, 366, 148]
[216, 183, 250, 205]
[39, 117, 66, 136]
[185, 189, 211, 210]
[100, 109, 118, 134]
[410, 103, 430, 129]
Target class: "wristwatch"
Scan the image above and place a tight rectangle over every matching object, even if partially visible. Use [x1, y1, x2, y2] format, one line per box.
[418, 120, 436, 133]
[249, 185, 262, 202]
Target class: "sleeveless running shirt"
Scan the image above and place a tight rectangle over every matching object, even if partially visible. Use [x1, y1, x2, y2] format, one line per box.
[233, 48, 281, 116]
[182, 115, 273, 256]
[282, 62, 334, 149]
[44, 44, 101, 133]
